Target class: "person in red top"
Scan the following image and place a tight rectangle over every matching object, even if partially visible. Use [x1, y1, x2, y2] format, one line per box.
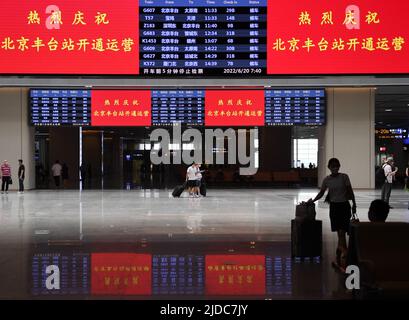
[1, 160, 12, 194]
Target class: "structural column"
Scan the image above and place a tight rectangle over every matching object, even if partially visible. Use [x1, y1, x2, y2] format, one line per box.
[318, 88, 375, 189]
[0, 88, 35, 189]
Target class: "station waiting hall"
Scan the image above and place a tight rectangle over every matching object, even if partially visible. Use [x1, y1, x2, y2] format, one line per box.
[0, 0, 409, 301]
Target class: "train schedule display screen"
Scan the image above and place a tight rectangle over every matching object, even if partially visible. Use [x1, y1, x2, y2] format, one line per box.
[30, 89, 91, 126]
[140, 0, 266, 76]
[265, 89, 325, 126]
[31, 253, 90, 296]
[30, 88, 326, 126]
[152, 255, 205, 295]
[375, 128, 408, 139]
[151, 90, 205, 125]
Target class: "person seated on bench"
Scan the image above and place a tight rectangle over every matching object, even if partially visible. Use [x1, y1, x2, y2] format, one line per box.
[368, 199, 390, 223]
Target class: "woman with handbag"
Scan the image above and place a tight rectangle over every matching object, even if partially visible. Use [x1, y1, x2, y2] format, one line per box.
[308, 158, 357, 271]
[1, 160, 12, 194]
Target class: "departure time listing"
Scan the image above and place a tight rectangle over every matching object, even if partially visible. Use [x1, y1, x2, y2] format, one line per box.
[140, 0, 266, 76]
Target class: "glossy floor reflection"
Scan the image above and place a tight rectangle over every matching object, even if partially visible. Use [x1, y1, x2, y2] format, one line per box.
[0, 189, 408, 299]
[1, 240, 348, 299]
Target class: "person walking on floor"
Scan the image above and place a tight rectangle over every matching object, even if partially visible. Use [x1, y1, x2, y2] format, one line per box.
[381, 157, 397, 207]
[308, 158, 357, 271]
[18, 159, 25, 194]
[1, 160, 12, 194]
[51, 160, 62, 188]
[186, 162, 200, 198]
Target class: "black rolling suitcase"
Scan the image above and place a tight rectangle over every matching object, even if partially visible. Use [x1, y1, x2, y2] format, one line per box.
[172, 183, 186, 198]
[291, 219, 322, 258]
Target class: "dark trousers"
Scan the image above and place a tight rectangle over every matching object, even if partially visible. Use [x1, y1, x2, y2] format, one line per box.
[381, 182, 393, 203]
[54, 176, 60, 187]
[19, 178, 24, 192]
[1, 176, 10, 191]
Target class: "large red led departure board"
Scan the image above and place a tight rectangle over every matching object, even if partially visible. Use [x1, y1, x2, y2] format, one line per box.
[1, 0, 408, 75]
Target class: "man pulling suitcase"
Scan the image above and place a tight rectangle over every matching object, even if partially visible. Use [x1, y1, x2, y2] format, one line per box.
[172, 181, 186, 198]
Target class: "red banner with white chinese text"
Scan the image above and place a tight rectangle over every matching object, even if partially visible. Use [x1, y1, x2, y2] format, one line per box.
[91, 90, 151, 126]
[205, 255, 266, 295]
[205, 90, 265, 126]
[267, 0, 409, 74]
[91, 253, 152, 295]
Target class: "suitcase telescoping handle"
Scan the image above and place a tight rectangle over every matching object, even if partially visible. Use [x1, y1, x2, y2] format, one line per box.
[298, 201, 314, 206]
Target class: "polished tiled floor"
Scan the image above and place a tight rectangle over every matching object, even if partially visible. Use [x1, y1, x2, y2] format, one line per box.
[1, 188, 408, 241]
[0, 188, 408, 299]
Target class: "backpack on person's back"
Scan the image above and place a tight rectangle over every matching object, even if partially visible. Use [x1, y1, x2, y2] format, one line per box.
[375, 164, 386, 184]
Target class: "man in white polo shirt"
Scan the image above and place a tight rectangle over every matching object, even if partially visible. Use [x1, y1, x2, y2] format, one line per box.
[51, 160, 63, 188]
[186, 162, 198, 197]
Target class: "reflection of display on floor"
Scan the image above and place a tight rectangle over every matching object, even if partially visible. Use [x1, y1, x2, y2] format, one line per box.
[26, 241, 331, 299]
